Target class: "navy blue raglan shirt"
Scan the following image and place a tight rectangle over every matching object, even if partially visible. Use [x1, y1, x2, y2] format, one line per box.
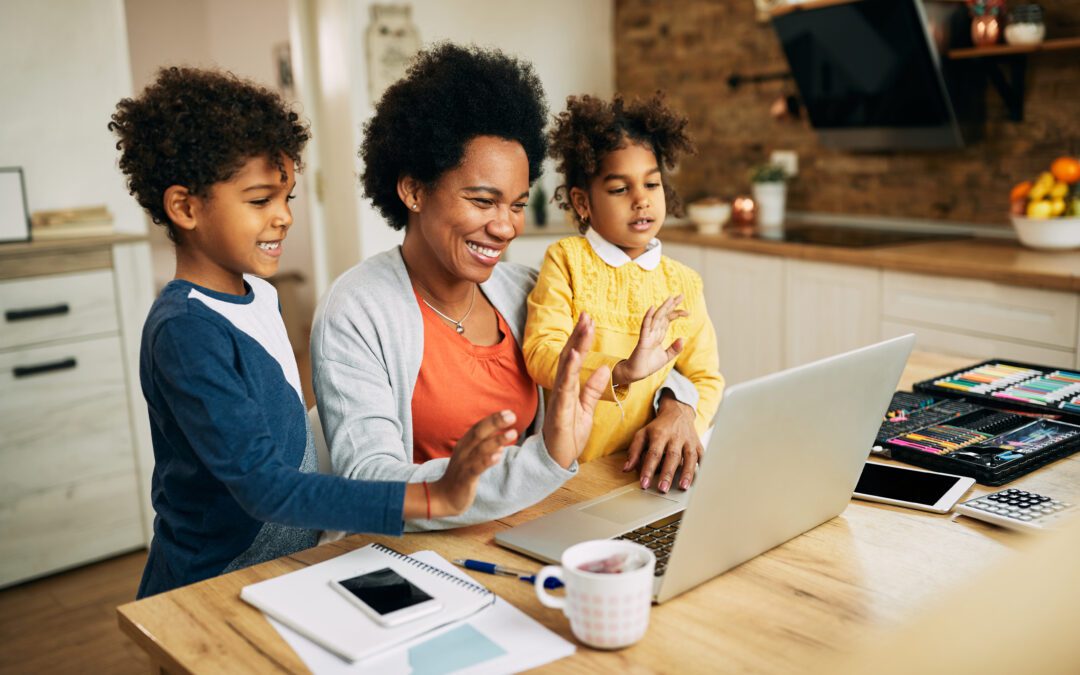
[137, 276, 405, 598]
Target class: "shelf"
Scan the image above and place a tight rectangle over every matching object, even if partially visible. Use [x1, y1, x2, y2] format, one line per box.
[948, 36, 1080, 60]
[945, 36, 1080, 122]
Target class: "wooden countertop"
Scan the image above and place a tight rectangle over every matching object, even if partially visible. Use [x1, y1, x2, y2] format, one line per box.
[0, 233, 148, 258]
[0, 233, 149, 281]
[661, 227, 1080, 292]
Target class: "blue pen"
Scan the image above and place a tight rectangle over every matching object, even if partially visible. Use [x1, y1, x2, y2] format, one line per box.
[452, 558, 564, 589]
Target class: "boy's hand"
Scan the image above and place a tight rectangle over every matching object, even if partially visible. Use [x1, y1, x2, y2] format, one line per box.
[428, 411, 517, 517]
[543, 313, 609, 469]
[611, 295, 688, 386]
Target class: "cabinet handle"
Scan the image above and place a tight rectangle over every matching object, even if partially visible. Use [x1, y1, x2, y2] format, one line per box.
[13, 358, 77, 379]
[5, 303, 71, 322]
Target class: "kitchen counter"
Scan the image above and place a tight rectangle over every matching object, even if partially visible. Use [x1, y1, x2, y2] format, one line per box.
[660, 227, 1080, 292]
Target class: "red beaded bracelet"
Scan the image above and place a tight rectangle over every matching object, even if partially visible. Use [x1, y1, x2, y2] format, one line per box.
[422, 481, 431, 520]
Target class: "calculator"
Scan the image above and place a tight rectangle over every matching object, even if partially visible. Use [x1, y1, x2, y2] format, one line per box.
[954, 488, 1076, 532]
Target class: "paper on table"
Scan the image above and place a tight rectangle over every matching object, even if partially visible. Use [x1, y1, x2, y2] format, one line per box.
[266, 550, 575, 674]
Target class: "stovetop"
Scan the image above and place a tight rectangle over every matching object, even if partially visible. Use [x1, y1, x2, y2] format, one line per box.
[756, 225, 971, 248]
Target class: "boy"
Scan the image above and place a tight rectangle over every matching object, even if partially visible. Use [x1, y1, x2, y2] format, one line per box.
[110, 67, 512, 597]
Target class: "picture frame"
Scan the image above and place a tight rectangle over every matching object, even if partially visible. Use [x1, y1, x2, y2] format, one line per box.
[0, 167, 31, 245]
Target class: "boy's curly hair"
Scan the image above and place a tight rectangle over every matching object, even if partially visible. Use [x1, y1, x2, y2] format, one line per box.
[109, 67, 310, 243]
[361, 43, 548, 230]
[548, 93, 694, 232]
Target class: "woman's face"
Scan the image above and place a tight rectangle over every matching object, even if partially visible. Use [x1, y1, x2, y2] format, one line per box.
[403, 135, 530, 285]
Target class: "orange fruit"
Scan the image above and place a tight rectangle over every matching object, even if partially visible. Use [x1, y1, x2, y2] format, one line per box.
[1050, 156, 1080, 184]
[1010, 180, 1032, 202]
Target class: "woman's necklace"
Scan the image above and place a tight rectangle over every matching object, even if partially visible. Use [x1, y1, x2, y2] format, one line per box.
[419, 284, 477, 335]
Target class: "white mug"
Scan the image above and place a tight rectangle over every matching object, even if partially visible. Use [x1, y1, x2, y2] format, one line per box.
[535, 540, 655, 650]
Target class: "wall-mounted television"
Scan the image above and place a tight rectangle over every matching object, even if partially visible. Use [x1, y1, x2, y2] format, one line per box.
[772, 0, 983, 150]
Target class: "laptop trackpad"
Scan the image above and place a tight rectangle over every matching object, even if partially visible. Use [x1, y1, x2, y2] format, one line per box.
[581, 490, 680, 525]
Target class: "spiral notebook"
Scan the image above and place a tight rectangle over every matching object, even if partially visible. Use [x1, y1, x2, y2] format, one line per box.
[240, 543, 495, 662]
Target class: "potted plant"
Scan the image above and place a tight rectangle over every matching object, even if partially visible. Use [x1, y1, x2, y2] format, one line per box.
[749, 163, 789, 236]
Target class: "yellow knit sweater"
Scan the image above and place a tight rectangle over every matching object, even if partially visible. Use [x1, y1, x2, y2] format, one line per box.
[524, 236, 725, 463]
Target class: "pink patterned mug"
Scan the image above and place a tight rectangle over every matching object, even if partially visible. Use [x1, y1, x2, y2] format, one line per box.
[535, 540, 655, 650]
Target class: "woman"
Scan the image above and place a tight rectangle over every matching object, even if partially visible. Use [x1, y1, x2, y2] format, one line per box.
[311, 43, 702, 530]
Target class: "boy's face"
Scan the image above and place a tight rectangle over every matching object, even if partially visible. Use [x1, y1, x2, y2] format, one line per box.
[180, 155, 296, 293]
[576, 142, 666, 260]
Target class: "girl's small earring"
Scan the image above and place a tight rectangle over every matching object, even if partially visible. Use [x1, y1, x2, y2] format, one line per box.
[411, 204, 418, 211]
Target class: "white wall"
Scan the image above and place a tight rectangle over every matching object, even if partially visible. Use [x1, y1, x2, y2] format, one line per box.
[0, 0, 146, 235]
[302, 0, 614, 275]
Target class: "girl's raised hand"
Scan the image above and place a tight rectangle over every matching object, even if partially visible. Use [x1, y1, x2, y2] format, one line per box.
[611, 295, 688, 386]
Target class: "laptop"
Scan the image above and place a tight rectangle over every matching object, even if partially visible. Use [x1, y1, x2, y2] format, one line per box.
[496, 334, 915, 604]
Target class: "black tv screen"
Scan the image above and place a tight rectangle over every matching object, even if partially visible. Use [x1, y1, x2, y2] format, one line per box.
[772, 0, 975, 150]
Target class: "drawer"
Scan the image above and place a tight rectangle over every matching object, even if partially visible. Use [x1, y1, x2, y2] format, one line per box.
[882, 271, 1078, 349]
[0, 336, 136, 499]
[881, 321, 1076, 370]
[0, 269, 118, 351]
[0, 471, 144, 587]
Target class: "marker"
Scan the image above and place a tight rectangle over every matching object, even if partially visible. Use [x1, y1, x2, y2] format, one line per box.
[452, 559, 563, 589]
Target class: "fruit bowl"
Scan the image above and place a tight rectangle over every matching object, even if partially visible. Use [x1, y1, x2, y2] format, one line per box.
[686, 199, 731, 235]
[1009, 215, 1080, 251]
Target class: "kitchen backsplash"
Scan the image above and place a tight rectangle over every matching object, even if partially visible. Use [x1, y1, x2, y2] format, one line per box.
[614, 0, 1080, 227]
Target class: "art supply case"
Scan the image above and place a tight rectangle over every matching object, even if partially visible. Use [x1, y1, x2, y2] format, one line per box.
[911, 359, 1080, 422]
[876, 388, 1080, 486]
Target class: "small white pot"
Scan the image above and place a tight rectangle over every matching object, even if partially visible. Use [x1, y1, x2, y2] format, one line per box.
[752, 182, 787, 232]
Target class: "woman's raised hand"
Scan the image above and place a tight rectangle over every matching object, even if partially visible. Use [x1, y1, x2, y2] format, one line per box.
[423, 410, 518, 518]
[543, 313, 609, 469]
[611, 295, 688, 386]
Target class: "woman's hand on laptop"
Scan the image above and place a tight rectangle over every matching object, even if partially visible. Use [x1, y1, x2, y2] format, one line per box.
[623, 392, 703, 493]
[543, 313, 610, 469]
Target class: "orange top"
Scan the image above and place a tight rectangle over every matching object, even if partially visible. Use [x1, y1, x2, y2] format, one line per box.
[411, 290, 538, 464]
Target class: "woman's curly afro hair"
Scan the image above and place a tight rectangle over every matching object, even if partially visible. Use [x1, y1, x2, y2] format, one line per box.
[548, 93, 694, 231]
[360, 43, 549, 231]
[109, 67, 310, 243]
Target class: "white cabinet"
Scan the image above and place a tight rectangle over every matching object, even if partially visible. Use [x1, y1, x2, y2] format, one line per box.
[784, 260, 881, 368]
[881, 270, 1078, 369]
[675, 245, 1079, 387]
[701, 249, 785, 385]
[662, 242, 704, 273]
[0, 241, 152, 587]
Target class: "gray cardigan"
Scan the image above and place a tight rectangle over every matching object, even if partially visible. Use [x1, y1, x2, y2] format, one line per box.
[311, 246, 699, 531]
[311, 247, 574, 530]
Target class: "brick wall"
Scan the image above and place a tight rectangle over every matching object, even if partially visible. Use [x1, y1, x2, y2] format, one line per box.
[613, 0, 1080, 226]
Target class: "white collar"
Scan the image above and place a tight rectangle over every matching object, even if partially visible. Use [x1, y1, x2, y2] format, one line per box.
[584, 229, 662, 271]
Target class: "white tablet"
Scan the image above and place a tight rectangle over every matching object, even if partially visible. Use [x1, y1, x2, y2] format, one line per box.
[853, 461, 975, 513]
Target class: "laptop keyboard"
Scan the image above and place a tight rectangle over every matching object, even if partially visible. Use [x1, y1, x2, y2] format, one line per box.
[615, 512, 683, 577]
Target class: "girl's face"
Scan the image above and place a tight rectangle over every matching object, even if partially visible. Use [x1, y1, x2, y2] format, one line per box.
[401, 135, 530, 285]
[572, 141, 666, 260]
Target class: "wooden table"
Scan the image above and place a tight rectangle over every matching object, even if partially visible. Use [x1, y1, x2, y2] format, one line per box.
[117, 352, 1080, 674]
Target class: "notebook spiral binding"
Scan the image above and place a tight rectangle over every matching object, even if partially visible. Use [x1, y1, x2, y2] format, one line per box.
[372, 543, 495, 598]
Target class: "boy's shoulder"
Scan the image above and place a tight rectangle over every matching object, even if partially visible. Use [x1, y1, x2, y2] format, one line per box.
[145, 277, 277, 343]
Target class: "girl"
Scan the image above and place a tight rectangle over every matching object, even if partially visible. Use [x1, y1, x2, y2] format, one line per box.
[523, 93, 725, 494]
